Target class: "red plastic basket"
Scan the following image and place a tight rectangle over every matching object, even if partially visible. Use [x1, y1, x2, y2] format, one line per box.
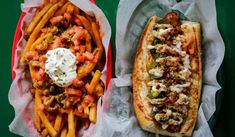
[11, 0, 112, 87]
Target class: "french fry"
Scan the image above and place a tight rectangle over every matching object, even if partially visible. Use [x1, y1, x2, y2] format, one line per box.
[25, 3, 53, 36]
[34, 89, 42, 132]
[77, 22, 104, 80]
[60, 127, 67, 137]
[41, 128, 48, 137]
[73, 6, 80, 15]
[85, 14, 95, 24]
[38, 110, 58, 137]
[91, 22, 104, 62]
[87, 70, 101, 94]
[76, 16, 93, 52]
[54, 2, 71, 16]
[67, 111, 75, 137]
[94, 83, 104, 97]
[91, 22, 103, 50]
[30, 33, 53, 51]
[89, 105, 97, 123]
[84, 106, 90, 118]
[77, 15, 93, 37]
[54, 113, 63, 132]
[85, 32, 92, 52]
[21, 3, 59, 62]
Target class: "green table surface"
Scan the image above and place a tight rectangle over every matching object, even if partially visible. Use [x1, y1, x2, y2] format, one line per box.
[0, 0, 234, 136]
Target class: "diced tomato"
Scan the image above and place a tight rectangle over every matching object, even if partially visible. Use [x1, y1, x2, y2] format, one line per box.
[74, 45, 80, 51]
[50, 16, 64, 25]
[74, 105, 86, 118]
[66, 88, 82, 96]
[188, 47, 195, 55]
[83, 51, 94, 61]
[25, 51, 38, 61]
[72, 79, 84, 87]
[76, 54, 85, 62]
[75, 18, 82, 26]
[37, 80, 44, 87]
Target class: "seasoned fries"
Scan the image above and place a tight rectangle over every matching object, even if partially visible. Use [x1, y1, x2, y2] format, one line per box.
[87, 70, 102, 94]
[22, 0, 105, 136]
[34, 89, 42, 132]
[67, 111, 76, 137]
[25, 3, 53, 37]
[41, 129, 49, 137]
[21, 3, 60, 62]
[60, 127, 67, 137]
[89, 105, 97, 123]
[38, 110, 58, 137]
[54, 113, 63, 132]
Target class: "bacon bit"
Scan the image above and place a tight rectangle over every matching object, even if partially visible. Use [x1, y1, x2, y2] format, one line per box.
[76, 54, 85, 62]
[25, 51, 38, 61]
[50, 16, 64, 25]
[83, 51, 94, 61]
[74, 45, 80, 51]
[164, 92, 178, 104]
[157, 85, 160, 90]
[72, 79, 84, 87]
[167, 125, 181, 133]
[65, 88, 82, 96]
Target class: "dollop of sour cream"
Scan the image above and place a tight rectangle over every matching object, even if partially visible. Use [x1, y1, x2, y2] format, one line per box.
[45, 48, 77, 87]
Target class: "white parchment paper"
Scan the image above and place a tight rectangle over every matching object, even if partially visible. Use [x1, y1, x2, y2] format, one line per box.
[111, 0, 224, 136]
[8, 0, 111, 137]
